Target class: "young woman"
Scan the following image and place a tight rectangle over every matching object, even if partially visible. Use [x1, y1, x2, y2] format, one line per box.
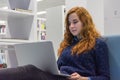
[0, 7, 110, 80]
[57, 7, 110, 80]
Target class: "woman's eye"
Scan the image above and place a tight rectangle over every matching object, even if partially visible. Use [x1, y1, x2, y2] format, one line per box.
[73, 21, 78, 24]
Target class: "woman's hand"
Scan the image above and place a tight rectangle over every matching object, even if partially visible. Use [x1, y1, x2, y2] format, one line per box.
[68, 72, 89, 80]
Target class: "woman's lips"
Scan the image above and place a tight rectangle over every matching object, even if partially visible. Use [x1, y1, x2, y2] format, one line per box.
[72, 30, 77, 32]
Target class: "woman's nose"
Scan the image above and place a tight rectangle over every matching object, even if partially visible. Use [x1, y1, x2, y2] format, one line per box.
[70, 23, 74, 28]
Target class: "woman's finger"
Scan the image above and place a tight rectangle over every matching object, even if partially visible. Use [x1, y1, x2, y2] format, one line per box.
[69, 76, 78, 80]
[71, 72, 78, 76]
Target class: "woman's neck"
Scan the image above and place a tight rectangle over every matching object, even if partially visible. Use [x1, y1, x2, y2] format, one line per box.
[77, 35, 82, 40]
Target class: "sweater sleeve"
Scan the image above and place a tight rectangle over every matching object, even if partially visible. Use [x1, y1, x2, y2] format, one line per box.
[90, 40, 110, 80]
[57, 55, 66, 70]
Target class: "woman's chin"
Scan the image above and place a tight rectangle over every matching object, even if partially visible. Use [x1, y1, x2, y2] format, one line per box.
[72, 34, 78, 37]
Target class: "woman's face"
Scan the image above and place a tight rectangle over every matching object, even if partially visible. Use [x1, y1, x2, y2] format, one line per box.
[68, 13, 83, 37]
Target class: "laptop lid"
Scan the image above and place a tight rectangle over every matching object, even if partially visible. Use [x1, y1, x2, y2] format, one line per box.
[14, 41, 59, 75]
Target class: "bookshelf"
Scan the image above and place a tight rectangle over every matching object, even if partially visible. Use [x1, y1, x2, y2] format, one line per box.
[0, 0, 37, 68]
[37, 18, 46, 41]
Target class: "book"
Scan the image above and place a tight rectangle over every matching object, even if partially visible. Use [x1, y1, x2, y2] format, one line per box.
[13, 8, 32, 13]
[41, 31, 46, 40]
[0, 21, 6, 35]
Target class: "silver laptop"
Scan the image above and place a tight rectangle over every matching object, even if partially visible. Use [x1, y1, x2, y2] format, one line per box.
[14, 41, 70, 77]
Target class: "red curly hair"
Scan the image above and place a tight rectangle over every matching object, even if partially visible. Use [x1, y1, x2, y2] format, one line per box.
[58, 7, 101, 56]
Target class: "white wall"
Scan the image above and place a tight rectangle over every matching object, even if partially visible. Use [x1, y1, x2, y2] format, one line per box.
[46, 6, 64, 60]
[104, 0, 120, 36]
[65, 0, 87, 11]
[87, 0, 104, 35]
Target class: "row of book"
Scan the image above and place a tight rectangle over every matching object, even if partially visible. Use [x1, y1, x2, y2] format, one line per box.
[0, 25, 6, 35]
[13, 8, 32, 13]
[0, 21, 6, 35]
[37, 19, 46, 30]
[37, 30, 46, 40]
[0, 49, 6, 64]
[37, 19, 46, 40]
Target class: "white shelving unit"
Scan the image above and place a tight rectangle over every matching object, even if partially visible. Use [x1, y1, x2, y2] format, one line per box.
[0, 9, 34, 20]
[0, 0, 37, 68]
[0, 39, 32, 45]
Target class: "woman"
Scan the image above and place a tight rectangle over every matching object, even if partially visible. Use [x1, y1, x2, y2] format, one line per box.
[57, 7, 110, 80]
[0, 7, 110, 80]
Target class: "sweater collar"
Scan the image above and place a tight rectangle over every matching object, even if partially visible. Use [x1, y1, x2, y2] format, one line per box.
[73, 36, 79, 42]
[73, 36, 82, 43]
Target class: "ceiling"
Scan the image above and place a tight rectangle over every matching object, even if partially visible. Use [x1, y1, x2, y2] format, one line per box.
[37, 0, 65, 12]
[37, 0, 65, 18]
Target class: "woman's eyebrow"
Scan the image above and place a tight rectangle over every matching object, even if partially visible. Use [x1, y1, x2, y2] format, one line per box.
[68, 19, 78, 23]
[73, 19, 78, 21]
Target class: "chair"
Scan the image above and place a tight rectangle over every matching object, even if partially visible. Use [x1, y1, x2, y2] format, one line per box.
[105, 35, 120, 80]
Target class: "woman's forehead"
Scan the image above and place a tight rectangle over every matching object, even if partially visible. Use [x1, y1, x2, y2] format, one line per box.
[68, 13, 79, 22]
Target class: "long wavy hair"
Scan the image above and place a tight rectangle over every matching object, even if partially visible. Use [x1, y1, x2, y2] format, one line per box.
[58, 7, 101, 56]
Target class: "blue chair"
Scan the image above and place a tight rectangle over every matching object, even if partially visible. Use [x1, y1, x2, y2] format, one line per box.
[105, 35, 120, 80]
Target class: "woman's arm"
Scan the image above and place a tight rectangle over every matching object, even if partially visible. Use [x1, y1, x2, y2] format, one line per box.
[89, 40, 110, 80]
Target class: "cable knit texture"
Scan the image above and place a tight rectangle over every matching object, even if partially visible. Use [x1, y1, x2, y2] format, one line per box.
[57, 37, 110, 80]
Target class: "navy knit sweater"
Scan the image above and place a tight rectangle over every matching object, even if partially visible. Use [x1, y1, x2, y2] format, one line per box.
[57, 37, 110, 80]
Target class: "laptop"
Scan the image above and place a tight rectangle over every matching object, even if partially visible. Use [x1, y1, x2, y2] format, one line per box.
[14, 41, 70, 77]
